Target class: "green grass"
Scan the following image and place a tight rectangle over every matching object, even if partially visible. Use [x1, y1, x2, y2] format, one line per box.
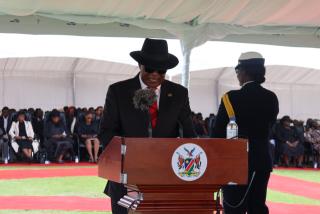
[0, 166, 96, 170]
[0, 211, 110, 214]
[0, 176, 106, 198]
[267, 189, 320, 205]
[273, 169, 320, 183]
[0, 168, 319, 214]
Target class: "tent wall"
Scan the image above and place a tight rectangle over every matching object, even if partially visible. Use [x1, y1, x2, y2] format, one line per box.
[0, 57, 139, 110]
[188, 78, 217, 117]
[1, 75, 73, 109]
[173, 66, 320, 120]
[2, 56, 320, 121]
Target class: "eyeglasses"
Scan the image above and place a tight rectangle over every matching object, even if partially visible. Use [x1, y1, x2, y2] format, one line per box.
[144, 66, 167, 74]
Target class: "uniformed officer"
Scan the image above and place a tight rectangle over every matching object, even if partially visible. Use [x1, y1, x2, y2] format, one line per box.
[211, 52, 279, 214]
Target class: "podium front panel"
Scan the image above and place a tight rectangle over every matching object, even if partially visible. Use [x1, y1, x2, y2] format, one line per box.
[123, 138, 248, 185]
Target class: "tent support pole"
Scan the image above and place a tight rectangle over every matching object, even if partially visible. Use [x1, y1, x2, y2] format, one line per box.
[1, 58, 9, 107]
[70, 58, 80, 106]
[180, 41, 192, 88]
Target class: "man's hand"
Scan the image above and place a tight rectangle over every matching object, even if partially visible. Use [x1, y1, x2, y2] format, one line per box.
[292, 141, 299, 147]
[286, 141, 294, 148]
[53, 134, 63, 139]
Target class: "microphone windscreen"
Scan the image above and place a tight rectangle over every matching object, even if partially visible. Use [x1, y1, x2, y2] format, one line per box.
[133, 89, 157, 111]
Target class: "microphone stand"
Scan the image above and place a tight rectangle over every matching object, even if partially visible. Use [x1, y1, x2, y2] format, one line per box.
[147, 113, 153, 138]
[178, 121, 183, 138]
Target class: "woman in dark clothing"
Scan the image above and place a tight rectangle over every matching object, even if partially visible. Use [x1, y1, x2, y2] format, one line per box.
[276, 116, 304, 167]
[9, 111, 35, 160]
[193, 113, 208, 137]
[32, 108, 44, 146]
[211, 52, 279, 213]
[44, 110, 74, 163]
[78, 112, 100, 162]
[95, 106, 103, 127]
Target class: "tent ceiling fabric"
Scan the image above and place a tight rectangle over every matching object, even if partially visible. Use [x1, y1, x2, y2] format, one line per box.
[0, 1, 319, 49]
[1, 0, 319, 26]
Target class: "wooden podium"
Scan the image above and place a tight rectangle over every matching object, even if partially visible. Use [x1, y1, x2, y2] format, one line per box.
[98, 137, 248, 214]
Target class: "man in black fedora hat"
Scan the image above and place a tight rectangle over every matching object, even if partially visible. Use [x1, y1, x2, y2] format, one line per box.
[99, 38, 196, 214]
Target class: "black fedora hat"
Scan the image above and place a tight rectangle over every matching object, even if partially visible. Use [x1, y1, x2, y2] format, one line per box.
[130, 38, 179, 70]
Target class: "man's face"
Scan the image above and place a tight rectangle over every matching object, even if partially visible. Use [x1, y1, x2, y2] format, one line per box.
[52, 116, 60, 124]
[2, 110, 9, 117]
[68, 108, 75, 116]
[140, 65, 166, 89]
[18, 114, 25, 122]
[95, 107, 103, 116]
[312, 121, 319, 129]
[283, 120, 291, 128]
[85, 113, 93, 123]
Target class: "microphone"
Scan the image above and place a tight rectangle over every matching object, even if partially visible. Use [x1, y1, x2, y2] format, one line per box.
[133, 89, 157, 138]
[133, 89, 157, 111]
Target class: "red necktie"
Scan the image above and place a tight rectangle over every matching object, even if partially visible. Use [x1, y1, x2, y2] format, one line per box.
[149, 100, 158, 129]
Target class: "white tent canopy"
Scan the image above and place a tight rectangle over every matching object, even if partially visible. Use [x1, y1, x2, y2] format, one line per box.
[0, 0, 319, 49]
[0, 57, 139, 110]
[172, 65, 320, 120]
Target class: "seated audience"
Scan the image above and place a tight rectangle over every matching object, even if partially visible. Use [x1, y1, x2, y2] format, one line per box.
[193, 113, 208, 137]
[9, 111, 35, 161]
[95, 106, 103, 125]
[304, 119, 320, 168]
[275, 116, 304, 167]
[207, 113, 216, 136]
[6, 105, 320, 169]
[78, 112, 100, 163]
[44, 110, 74, 163]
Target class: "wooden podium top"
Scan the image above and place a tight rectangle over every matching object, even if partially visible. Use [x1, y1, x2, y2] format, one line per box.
[99, 137, 248, 186]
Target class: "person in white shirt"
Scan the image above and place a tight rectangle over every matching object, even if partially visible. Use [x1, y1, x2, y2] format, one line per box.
[9, 111, 35, 161]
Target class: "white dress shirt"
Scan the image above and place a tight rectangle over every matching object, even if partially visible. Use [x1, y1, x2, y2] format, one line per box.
[3, 116, 8, 131]
[139, 74, 161, 108]
[242, 81, 255, 88]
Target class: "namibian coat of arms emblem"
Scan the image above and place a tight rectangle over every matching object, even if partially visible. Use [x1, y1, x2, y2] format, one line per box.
[171, 143, 208, 181]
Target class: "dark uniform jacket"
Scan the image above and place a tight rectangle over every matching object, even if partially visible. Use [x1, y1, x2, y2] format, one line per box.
[0, 116, 12, 134]
[99, 74, 196, 196]
[211, 82, 279, 171]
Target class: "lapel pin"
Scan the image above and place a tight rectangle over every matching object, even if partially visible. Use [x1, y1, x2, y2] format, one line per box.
[168, 93, 173, 97]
